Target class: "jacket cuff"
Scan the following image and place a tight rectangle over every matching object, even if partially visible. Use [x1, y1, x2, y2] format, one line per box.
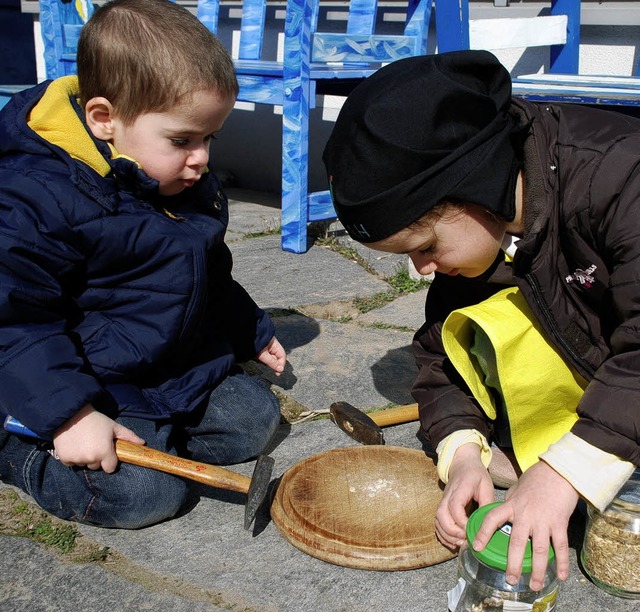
[540, 432, 636, 511]
[435, 429, 492, 483]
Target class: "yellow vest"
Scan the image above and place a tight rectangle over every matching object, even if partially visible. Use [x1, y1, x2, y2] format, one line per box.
[442, 287, 588, 471]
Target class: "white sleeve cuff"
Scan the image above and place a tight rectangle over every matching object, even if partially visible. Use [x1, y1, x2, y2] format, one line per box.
[436, 429, 492, 483]
[540, 432, 636, 511]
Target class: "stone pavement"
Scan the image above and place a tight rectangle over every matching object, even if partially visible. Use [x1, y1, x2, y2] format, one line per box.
[0, 189, 636, 612]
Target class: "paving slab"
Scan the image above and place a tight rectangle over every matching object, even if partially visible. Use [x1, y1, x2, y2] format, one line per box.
[359, 287, 430, 332]
[0, 536, 217, 612]
[229, 234, 391, 309]
[226, 189, 281, 237]
[326, 224, 410, 280]
[258, 313, 416, 410]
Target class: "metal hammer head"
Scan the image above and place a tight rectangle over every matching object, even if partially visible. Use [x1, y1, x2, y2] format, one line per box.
[329, 401, 385, 445]
[244, 453, 275, 529]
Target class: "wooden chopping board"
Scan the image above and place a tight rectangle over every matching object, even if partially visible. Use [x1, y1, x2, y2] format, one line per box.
[270, 445, 456, 570]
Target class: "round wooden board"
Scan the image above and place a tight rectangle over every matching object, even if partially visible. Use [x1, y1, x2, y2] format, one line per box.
[270, 445, 457, 571]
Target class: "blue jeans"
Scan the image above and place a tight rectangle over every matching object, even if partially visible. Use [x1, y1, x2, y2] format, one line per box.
[0, 370, 280, 529]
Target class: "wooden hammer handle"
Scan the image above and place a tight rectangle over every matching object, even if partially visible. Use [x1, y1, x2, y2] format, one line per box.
[115, 439, 251, 494]
[369, 403, 419, 428]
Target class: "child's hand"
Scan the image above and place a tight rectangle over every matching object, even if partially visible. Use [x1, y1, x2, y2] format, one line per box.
[471, 461, 578, 591]
[52, 404, 145, 473]
[257, 336, 286, 376]
[435, 443, 495, 549]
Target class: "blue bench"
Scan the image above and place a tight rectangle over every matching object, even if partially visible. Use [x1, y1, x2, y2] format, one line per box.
[39, 0, 92, 78]
[0, 0, 90, 108]
[435, 0, 640, 108]
[0, 84, 31, 109]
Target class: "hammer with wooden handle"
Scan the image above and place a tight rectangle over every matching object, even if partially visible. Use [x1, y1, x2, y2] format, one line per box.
[3, 415, 273, 529]
[329, 401, 419, 445]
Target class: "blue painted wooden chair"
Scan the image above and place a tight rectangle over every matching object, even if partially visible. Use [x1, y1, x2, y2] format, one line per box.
[1, 0, 91, 109]
[40, 0, 93, 79]
[0, 84, 29, 110]
[435, 0, 640, 108]
[199, 0, 435, 253]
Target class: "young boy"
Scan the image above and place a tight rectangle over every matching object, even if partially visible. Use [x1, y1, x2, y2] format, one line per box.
[0, 0, 286, 528]
[323, 51, 639, 590]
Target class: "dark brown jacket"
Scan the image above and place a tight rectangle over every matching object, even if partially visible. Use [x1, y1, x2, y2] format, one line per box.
[413, 98, 640, 466]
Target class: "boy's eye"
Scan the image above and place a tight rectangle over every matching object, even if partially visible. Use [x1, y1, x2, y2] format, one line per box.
[419, 245, 434, 255]
[171, 135, 217, 147]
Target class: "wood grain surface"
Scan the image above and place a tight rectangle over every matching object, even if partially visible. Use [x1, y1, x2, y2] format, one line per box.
[270, 445, 456, 570]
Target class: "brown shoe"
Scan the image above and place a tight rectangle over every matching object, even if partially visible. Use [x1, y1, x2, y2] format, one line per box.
[488, 446, 521, 488]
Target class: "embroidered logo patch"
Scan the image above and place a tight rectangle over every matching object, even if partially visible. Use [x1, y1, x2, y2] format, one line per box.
[566, 264, 597, 287]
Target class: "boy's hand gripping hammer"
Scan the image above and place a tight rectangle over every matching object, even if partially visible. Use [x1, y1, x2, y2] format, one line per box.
[3, 415, 273, 529]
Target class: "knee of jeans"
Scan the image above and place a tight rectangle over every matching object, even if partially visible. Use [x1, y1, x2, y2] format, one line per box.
[84, 466, 189, 529]
[241, 401, 281, 460]
[218, 389, 281, 463]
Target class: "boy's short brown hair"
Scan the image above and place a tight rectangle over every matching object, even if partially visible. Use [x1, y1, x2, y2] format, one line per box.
[77, 0, 238, 124]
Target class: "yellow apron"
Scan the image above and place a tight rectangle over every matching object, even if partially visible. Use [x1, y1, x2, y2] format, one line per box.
[442, 286, 588, 471]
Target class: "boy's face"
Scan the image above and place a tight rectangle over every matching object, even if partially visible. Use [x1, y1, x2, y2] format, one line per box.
[366, 204, 508, 278]
[107, 89, 234, 196]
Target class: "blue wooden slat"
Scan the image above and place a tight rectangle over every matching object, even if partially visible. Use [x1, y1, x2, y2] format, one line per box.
[405, 0, 434, 54]
[512, 82, 640, 106]
[312, 34, 422, 63]
[233, 60, 283, 77]
[0, 85, 30, 110]
[435, 0, 470, 53]
[281, 0, 314, 254]
[238, 0, 267, 61]
[40, 0, 62, 79]
[550, 0, 580, 74]
[62, 23, 82, 49]
[347, 0, 378, 35]
[513, 91, 640, 106]
[308, 191, 336, 222]
[197, 0, 220, 35]
[40, 0, 91, 79]
[236, 74, 283, 105]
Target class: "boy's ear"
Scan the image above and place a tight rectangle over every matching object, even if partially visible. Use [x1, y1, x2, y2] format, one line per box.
[84, 97, 117, 141]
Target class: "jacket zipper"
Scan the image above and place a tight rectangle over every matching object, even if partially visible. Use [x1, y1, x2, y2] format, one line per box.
[525, 272, 597, 378]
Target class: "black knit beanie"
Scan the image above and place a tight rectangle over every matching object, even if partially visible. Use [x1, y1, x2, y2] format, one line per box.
[322, 50, 527, 243]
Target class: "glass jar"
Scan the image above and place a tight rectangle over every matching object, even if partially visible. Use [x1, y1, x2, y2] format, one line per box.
[448, 502, 559, 612]
[581, 467, 640, 599]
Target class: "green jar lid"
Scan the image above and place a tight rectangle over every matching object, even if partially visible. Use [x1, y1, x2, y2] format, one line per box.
[466, 502, 555, 573]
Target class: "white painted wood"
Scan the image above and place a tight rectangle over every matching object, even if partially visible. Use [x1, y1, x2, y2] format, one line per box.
[469, 15, 568, 51]
[517, 73, 640, 87]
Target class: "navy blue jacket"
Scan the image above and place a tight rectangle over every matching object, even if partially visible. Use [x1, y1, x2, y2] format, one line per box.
[0, 78, 275, 438]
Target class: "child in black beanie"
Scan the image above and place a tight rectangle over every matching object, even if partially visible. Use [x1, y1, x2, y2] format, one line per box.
[323, 50, 639, 591]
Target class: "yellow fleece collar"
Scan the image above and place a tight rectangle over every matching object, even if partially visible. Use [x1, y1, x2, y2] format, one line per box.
[27, 76, 138, 178]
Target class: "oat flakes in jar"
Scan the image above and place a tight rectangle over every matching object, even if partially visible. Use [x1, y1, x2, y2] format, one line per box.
[448, 502, 559, 612]
[581, 467, 640, 599]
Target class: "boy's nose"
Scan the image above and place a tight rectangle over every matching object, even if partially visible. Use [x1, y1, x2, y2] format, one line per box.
[189, 146, 209, 169]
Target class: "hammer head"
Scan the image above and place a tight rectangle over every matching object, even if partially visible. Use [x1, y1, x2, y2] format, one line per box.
[329, 401, 385, 445]
[244, 453, 275, 529]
